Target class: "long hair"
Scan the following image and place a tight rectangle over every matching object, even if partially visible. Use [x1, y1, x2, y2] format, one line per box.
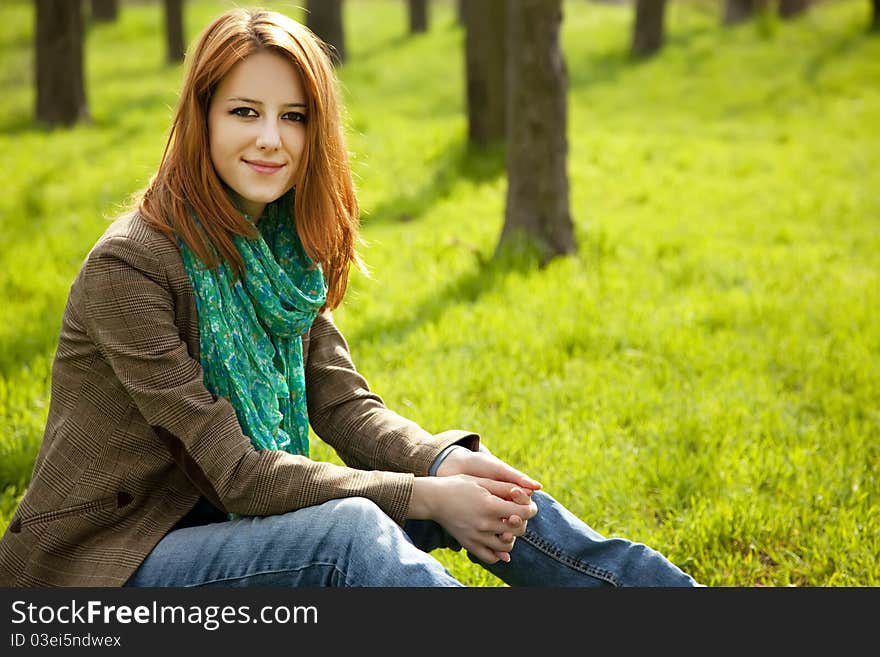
[138, 8, 361, 309]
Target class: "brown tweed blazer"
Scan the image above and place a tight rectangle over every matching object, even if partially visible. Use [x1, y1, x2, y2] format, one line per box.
[0, 212, 478, 587]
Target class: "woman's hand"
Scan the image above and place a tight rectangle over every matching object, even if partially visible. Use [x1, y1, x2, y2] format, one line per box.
[435, 447, 543, 554]
[436, 447, 542, 494]
[408, 475, 538, 564]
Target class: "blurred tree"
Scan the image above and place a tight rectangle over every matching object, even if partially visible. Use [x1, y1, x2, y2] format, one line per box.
[779, 0, 809, 19]
[164, 0, 185, 64]
[631, 0, 667, 57]
[408, 0, 428, 33]
[35, 0, 89, 127]
[456, 0, 464, 25]
[463, 0, 506, 148]
[723, 0, 768, 25]
[306, 0, 346, 66]
[872, 0, 879, 31]
[90, 0, 118, 22]
[497, 0, 576, 262]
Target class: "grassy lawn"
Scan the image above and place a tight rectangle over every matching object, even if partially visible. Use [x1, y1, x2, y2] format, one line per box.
[0, 0, 877, 586]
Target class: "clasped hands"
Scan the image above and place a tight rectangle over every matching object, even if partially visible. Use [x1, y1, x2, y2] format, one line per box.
[412, 446, 542, 565]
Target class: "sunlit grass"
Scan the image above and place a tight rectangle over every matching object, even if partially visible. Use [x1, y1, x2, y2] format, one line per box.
[0, 0, 877, 586]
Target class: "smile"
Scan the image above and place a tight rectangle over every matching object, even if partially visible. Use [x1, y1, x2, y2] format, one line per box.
[243, 159, 286, 174]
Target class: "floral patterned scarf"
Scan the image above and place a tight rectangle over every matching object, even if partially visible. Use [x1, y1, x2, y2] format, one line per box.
[178, 192, 326, 456]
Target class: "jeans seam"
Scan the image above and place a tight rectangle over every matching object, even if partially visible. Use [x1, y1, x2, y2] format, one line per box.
[520, 529, 620, 587]
[183, 562, 344, 587]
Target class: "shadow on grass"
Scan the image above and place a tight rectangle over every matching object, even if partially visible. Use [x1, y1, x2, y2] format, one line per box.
[361, 137, 506, 227]
[568, 20, 719, 92]
[350, 32, 419, 66]
[348, 237, 546, 349]
[662, 21, 721, 52]
[802, 27, 874, 84]
[567, 48, 630, 92]
[0, 85, 175, 136]
[349, 16, 462, 67]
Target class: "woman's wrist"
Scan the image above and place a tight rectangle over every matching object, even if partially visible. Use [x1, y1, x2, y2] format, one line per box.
[434, 445, 471, 478]
[429, 444, 465, 476]
[407, 476, 441, 520]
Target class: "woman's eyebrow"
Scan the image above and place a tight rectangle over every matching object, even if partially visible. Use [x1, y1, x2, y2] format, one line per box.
[227, 96, 307, 108]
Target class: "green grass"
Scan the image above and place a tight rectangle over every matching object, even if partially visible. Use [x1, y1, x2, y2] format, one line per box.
[1, 0, 877, 586]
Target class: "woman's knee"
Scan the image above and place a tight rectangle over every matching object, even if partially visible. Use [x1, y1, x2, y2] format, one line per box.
[320, 497, 401, 544]
[327, 496, 389, 522]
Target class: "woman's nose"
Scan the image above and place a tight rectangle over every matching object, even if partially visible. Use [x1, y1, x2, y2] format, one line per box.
[256, 120, 281, 151]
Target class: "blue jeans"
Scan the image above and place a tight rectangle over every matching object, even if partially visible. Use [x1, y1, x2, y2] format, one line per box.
[124, 490, 700, 587]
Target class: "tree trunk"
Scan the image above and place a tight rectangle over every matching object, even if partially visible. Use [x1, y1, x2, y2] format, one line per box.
[408, 0, 428, 33]
[631, 0, 667, 58]
[497, 0, 576, 262]
[457, 0, 465, 26]
[873, 0, 880, 32]
[164, 0, 185, 64]
[779, 0, 809, 19]
[90, 0, 118, 22]
[35, 0, 89, 127]
[724, 0, 758, 25]
[463, 0, 506, 148]
[306, 0, 346, 66]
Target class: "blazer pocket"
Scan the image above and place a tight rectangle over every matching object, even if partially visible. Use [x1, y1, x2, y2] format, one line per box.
[8, 491, 133, 534]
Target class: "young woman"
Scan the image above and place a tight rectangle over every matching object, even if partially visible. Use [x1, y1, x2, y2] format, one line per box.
[0, 8, 701, 587]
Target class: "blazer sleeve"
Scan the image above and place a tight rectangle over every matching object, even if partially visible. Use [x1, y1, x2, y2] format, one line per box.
[305, 312, 480, 475]
[80, 234, 415, 524]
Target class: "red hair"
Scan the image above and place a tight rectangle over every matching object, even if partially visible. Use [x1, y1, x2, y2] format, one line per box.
[138, 8, 361, 309]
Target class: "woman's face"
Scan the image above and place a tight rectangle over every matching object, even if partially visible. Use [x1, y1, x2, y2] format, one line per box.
[207, 50, 308, 219]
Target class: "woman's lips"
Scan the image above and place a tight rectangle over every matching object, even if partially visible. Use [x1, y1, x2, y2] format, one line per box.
[244, 159, 285, 174]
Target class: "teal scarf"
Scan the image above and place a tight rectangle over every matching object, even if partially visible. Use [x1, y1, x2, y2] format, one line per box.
[178, 192, 327, 457]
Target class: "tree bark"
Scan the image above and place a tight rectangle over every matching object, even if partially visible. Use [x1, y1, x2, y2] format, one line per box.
[90, 0, 118, 22]
[631, 0, 667, 58]
[35, 0, 89, 127]
[779, 0, 809, 19]
[408, 0, 428, 33]
[306, 0, 346, 66]
[497, 0, 576, 262]
[724, 0, 763, 25]
[463, 0, 506, 148]
[164, 0, 185, 64]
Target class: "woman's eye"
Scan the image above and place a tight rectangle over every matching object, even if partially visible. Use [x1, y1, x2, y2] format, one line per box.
[230, 107, 258, 118]
[283, 111, 307, 123]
